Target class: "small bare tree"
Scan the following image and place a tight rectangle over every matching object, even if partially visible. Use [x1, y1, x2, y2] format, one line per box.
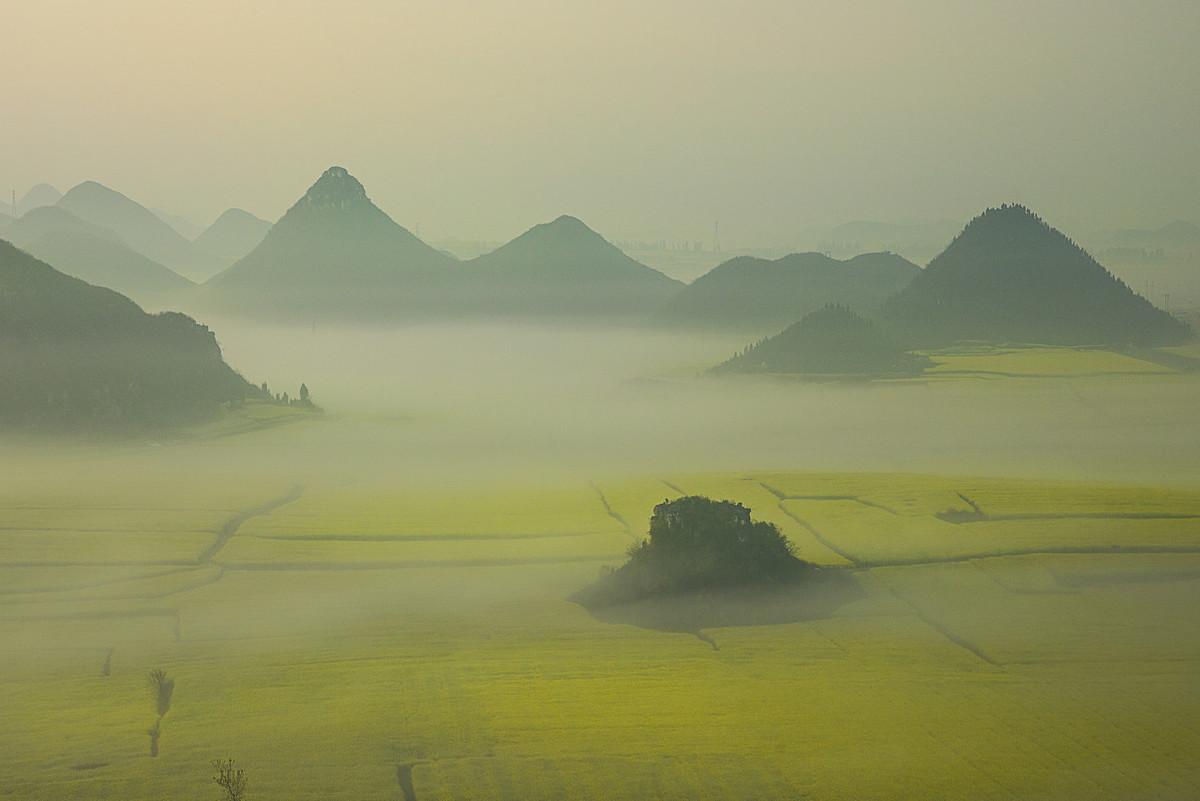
[147, 668, 174, 718]
[211, 758, 247, 801]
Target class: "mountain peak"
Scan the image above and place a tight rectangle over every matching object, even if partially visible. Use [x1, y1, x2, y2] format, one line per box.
[980, 203, 1038, 219]
[549, 214, 587, 229]
[942, 203, 1067, 254]
[212, 207, 269, 227]
[194, 208, 272, 264]
[17, 183, 62, 215]
[207, 167, 455, 295]
[525, 215, 606, 246]
[881, 204, 1192, 347]
[65, 180, 119, 199]
[966, 203, 1046, 232]
[303, 166, 368, 209]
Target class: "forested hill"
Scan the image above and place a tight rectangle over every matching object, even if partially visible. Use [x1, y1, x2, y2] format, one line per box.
[880, 205, 1192, 347]
[713, 304, 927, 376]
[0, 240, 255, 429]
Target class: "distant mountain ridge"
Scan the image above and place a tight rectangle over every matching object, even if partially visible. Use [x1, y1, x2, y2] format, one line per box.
[657, 251, 920, 332]
[205, 168, 682, 319]
[0, 240, 253, 429]
[6, 207, 192, 302]
[153, 208, 205, 240]
[463, 215, 682, 315]
[57, 181, 220, 281]
[193, 208, 271, 264]
[16, 184, 62, 216]
[880, 204, 1192, 347]
[811, 219, 962, 263]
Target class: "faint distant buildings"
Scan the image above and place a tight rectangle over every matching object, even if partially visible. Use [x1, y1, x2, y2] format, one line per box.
[615, 238, 710, 252]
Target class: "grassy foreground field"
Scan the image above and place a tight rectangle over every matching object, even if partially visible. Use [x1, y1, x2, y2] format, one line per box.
[2, 450, 1199, 800]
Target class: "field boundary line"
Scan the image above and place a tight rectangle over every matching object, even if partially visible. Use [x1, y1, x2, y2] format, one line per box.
[244, 530, 615, 542]
[887, 587, 1002, 668]
[852, 545, 1200, 570]
[948, 512, 1200, 523]
[757, 481, 900, 515]
[0, 566, 196, 596]
[0, 559, 196, 568]
[759, 482, 861, 565]
[221, 554, 619, 571]
[590, 482, 633, 538]
[201, 484, 304, 564]
[0, 526, 219, 533]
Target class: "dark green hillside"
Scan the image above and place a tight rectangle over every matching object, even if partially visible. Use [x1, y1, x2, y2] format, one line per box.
[712, 304, 928, 376]
[0, 240, 254, 430]
[656, 251, 919, 332]
[880, 205, 1192, 347]
[464, 215, 682, 315]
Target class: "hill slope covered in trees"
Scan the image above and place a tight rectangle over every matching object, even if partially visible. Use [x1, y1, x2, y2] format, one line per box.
[0, 240, 254, 429]
[712, 304, 928, 376]
[880, 205, 1192, 346]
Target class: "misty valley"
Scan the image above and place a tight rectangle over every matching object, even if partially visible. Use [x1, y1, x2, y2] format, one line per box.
[1, 159, 1198, 801]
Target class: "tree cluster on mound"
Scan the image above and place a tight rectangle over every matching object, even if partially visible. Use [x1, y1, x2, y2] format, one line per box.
[574, 496, 813, 607]
[0, 240, 258, 430]
[880, 204, 1192, 347]
[711, 304, 929, 376]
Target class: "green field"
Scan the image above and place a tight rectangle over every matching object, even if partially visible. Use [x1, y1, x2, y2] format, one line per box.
[3, 445, 1199, 800]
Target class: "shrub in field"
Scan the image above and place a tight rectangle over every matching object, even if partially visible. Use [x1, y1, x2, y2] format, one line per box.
[212, 758, 247, 801]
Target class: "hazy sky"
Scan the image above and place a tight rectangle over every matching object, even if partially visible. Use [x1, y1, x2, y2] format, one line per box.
[5, 0, 1199, 245]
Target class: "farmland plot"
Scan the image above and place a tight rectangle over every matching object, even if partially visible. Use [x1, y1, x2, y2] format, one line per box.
[1, 466, 1198, 800]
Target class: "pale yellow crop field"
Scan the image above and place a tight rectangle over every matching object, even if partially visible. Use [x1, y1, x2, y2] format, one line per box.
[2, 459, 1199, 800]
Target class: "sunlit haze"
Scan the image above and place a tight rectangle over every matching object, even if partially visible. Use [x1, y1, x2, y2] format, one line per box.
[6, 0, 1200, 243]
